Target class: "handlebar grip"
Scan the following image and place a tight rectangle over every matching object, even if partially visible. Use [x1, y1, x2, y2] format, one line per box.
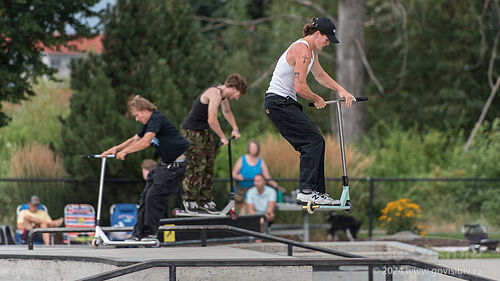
[81, 154, 116, 159]
[220, 136, 236, 146]
[308, 96, 369, 107]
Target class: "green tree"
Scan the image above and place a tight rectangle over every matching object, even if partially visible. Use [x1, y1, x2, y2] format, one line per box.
[61, 0, 225, 178]
[364, 0, 500, 132]
[0, 0, 99, 127]
[102, 0, 223, 127]
[61, 55, 144, 179]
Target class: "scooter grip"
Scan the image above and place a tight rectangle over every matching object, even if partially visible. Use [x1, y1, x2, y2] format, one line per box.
[81, 154, 116, 158]
[81, 154, 96, 158]
[220, 136, 236, 146]
[308, 96, 369, 107]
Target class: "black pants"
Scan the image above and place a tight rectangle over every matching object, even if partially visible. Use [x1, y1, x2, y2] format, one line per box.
[132, 164, 186, 238]
[264, 94, 326, 193]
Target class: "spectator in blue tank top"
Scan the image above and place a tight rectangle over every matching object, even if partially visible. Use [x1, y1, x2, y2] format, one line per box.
[232, 140, 285, 213]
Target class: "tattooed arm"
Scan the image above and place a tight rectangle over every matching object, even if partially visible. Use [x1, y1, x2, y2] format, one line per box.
[311, 53, 356, 108]
[287, 44, 326, 109]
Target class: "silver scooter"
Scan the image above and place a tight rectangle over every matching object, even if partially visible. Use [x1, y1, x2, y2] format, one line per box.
[303, 96, 368, 214]
[82, 154, 160, 248]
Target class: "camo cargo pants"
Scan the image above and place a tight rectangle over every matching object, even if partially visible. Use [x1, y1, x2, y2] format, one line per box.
[181, 129, 215, 205]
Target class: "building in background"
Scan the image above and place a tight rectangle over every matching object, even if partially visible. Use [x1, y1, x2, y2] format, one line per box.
[40, 35, 103, 78]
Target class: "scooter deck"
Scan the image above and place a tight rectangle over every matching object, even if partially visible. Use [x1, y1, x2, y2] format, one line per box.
[172, 207, 238, 220]
[302, 200, 352, 215]
[173, 209, 225, 217]
[302, 205, 351, 210]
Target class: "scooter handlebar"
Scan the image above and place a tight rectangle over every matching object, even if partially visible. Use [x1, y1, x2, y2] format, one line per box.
[220, 136, 236, 146]
[81, 154, 116, 159]
[308, 96, 368, 107]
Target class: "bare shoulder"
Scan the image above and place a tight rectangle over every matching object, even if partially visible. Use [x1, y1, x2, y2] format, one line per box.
[200, 87, 222, 104]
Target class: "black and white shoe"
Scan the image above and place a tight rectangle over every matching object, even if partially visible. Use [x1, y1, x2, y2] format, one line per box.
[317, 193, 341, 206]
[125, 235, 140, 242]
[199, 201, 219, 214]
[296, 190, 341, 205]
[141, 234, 158, 242]
[183, 200, 199, 214]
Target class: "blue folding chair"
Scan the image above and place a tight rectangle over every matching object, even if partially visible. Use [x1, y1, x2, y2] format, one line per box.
[109, 203, 138, 241]
[16, 204, 51, 245]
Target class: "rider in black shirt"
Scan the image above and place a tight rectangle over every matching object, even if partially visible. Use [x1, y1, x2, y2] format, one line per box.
[102, 95, 190, 241]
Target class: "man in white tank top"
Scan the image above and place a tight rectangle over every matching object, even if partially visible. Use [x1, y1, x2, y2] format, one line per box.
[264, 17, 356, 205]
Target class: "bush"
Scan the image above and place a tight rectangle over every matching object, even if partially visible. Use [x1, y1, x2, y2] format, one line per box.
[366, 119, 500, 228]
[0, 143, 69, 226]
[379, 198, 427, 235]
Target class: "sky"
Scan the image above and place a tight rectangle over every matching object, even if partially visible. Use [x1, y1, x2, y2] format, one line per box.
[67, 0, 116, 34]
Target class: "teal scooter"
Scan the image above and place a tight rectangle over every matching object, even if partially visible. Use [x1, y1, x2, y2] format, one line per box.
[303, 96, 368, 215]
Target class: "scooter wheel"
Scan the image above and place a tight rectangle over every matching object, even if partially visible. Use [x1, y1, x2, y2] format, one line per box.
[306, 201, 316, 214]
[345, 200, 352, 214]
[153, 239, 160, 248]
[91, 238, 100, 249]
[229, 209, 238, 220]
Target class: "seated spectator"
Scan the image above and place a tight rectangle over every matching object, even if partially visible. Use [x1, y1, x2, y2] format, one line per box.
[232, 140, 285, 213]
[246, 174, 276, 229]
[17, 195, 63, 245]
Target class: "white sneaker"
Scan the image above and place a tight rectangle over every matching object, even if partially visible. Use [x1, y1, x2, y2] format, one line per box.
[296, 190, 319, 204]
[140, 234, 158, 242]
[317, 193, 341, 206]
[296, 190, 341, 205]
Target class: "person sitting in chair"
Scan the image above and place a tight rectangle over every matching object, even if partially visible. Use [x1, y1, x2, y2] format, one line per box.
[17, 195, 63, 245]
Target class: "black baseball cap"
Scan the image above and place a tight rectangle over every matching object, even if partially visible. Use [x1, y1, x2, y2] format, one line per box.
[312, 17, 339, 43]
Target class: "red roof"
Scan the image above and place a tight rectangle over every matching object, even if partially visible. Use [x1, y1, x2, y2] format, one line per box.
[40, 35, 103, 55]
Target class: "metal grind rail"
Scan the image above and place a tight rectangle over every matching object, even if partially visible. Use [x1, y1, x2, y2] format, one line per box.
[76, 258, 495, 281]
[24, 225, 496, 281]
[27, 225, 362, 258]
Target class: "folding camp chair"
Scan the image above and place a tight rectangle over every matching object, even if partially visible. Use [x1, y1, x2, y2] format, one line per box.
[109, 203, 138, 241]
[1, 224, 16, 245]
[462, 224, 499, 253]
[64, 204, 96, 245]
[15, 204, 52, 245]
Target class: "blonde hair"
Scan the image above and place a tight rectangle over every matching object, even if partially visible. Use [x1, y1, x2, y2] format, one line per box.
[128, 95, 157, 112]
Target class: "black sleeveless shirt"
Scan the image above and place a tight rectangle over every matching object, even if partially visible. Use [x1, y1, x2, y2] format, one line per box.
[182, 86, 222, 130]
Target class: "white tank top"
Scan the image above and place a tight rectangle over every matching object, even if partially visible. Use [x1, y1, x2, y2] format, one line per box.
[266, 39, 314, 101]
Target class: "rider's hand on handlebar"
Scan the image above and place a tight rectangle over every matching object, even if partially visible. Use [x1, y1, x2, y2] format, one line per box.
[339, 88, 356, 108]
[231, 129, 241, 140]
[220, 137, 229, 146]
[116, 151, 127, 160]
[314, 96, 326, 109]
[101, 147, 117, 158]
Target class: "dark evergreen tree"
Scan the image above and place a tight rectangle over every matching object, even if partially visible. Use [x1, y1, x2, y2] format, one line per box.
[61, 0, 224, 178]
[102, 0, 223, 127]
[61, 55, 148, 179]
